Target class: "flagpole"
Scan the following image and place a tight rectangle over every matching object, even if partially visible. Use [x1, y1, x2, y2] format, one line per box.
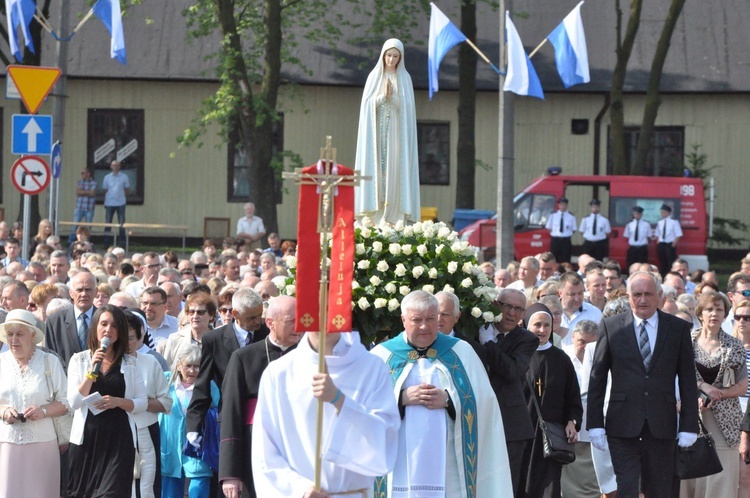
[73, 8, 95, 33]
[463, 38, 503, 74]
[528, 38, 548, 58]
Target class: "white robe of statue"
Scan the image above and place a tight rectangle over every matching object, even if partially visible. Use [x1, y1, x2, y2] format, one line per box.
[355, 38, 420, 225]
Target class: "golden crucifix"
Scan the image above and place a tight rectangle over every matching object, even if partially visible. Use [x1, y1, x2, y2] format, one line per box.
[281, 136, 369, 491]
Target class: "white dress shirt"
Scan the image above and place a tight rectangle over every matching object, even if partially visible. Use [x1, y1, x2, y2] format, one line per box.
[655, 217, 683, 244]
[623, 219, 652, 246]
[546, 210, 577, 237]
[579, 213, 611, 242]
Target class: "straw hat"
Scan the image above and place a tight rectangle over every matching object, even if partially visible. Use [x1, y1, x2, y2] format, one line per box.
[0, 309, 45, 344]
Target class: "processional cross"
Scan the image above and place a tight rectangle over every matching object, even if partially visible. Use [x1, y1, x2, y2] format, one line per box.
[281, 136, 369, 491]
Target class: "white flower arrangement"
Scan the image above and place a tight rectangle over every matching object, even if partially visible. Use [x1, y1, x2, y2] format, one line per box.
[282, 219, 499, 343]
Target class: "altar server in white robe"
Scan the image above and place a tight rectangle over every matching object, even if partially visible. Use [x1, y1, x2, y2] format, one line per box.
[252, 330, 400, 498]
[371, 290, 513, 498]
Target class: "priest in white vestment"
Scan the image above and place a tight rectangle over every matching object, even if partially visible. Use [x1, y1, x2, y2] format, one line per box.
[252, 330, 400, 497]
[371, 290, 513, 498]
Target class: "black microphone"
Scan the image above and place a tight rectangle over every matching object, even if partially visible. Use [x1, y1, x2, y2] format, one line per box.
[91, 337, 111, 377]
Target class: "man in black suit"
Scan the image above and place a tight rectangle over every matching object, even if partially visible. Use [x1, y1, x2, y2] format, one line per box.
[43, 270, 97, 370]
[186, 287, 268, 448]
[219, 296, 300, 498]
[478, 288, 540, 496]
[587, 271, 699, 498]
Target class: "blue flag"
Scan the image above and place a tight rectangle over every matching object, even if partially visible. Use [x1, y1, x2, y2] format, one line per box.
[5, 0, 36, 61]
[428, 2, 467, 100]
[93, 0, 127, 65]
[503, 12, 544, 100]
[548, 1, 590, 88]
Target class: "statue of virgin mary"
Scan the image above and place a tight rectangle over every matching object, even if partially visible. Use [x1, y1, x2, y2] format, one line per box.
[354, 39, 420, 225]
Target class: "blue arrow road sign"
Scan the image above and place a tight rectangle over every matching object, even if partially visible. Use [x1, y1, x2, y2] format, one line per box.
[51, 142, 62, 179]
[12, 114, 53, 155]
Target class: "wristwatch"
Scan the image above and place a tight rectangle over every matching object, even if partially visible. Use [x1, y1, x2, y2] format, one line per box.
[41, 407, 47, 418]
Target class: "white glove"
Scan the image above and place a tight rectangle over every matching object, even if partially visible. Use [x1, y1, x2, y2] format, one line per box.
[187, 431, 202, 450]
[478, 324, 496, 345]
[588, 428, 608, 451]
[677, 432, 698, 448]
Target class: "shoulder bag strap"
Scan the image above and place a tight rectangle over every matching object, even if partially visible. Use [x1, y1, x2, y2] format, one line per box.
[42, 352, 56, 403]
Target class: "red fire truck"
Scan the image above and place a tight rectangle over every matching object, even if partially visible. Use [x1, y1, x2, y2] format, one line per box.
[459, 170, 709, 270]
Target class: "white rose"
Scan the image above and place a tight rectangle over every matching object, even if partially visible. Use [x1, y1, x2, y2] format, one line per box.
[478, 273, 489, 285]
[463, 246, 478, 258]
[412, 266, 425, 278]
[388, 243, 401, 256]
[394, 263, 407, 277]
[484, 287, 499, 301]
[355, 243, 366, 255]
[417, 245, 428, 257]
[358, 297, 371, 310]
[443, 284, 455, 294]
[471, 307, 482, 318]
[399, 285, 411, 296]
[482, 311, 495, 323]
[461, 277, 474, 288]
[272, 276, 287, 290]
[361, 216, 373, 228]
[428, 268, 438, 279]
[403, 226, 414, 237]
[369, 275, 382, 286]
[423, 227, 436, 238]
[401, 244, 413, 255]
[412, 222, 424, 234]
[381, 226, 394, 238]
[376, 260, 389, 272]
[372, 241, 383, 252]
[285, 256, 297, 269]
[435, 244, 445, 255]
[451, 242, 463, 253]
[394, 220, 405, 231]
[472, 265, 482, 276]
[388, 298, 401, 312]
[374, 298, 388, 309]
[473, 286, 484, 297]
[438, 227, 452, 239]
[422, 284, 435, 294]
[495, 314, 504, 322]
[447, 261, 458, 274]
[360, 227, 372, 239]
[352, 281, 360, 289]
[423, 220, 434, 229]
[462, 262, 473, 274]
[357, 260, 370, 270]
[385, 282, 397, 294]
[285, 284, 296, 296]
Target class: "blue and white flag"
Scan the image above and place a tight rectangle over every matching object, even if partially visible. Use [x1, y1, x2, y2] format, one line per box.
[548, 1, 589, 88]
[503, 12, 544, 100]
[5, 0, 36, 61]
[428, 2, 467, 100]
[93, 0, 127, 65]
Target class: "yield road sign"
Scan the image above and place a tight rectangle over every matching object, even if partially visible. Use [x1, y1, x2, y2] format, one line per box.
[12, 114, 53, 155]
[11, 156, 51, 195]
[7, 65, 62, 114]
[51, 142, 62, 179]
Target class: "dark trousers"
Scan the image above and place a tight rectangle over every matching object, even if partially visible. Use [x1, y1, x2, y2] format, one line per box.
[627, 245, 649, 269]
[104, 204, 126, 244]
[608, 423, 678, 498]
[583, 239, 608, 261]
[657, 242, 677, 276]
[506, 439, 529, 497]
[550, 236, 572, 263]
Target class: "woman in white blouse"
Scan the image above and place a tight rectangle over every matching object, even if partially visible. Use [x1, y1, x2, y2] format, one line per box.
[125, 309, 172, 498]
[0, 309, 70, 498]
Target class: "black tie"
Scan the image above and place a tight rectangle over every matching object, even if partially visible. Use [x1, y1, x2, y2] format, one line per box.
[559, 213, 564, 233]
[592, 215, 597, 235]
[244, 333, 253, 346]
[634, 220, 639, 242]
[662, 219, 667, 239]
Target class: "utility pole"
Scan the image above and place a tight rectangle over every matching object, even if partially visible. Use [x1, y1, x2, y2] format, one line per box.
[496, 0, 515, 266]
[51, 0, 70, 237]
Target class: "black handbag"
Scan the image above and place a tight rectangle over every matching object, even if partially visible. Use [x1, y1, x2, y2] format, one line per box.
[675, 420, 723, 479]
[526, 376, 576, 464]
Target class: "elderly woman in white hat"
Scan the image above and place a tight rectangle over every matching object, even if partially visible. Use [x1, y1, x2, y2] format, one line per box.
[0, 309, 70, 498]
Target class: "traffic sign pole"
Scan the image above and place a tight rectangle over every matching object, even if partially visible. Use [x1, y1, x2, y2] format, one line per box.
[22, 194, 30, 261]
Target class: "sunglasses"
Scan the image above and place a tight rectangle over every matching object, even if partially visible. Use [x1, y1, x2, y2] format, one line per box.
[737, 290, 750, 298]
[735, 315, 750, 322]
[186, 309, 208, 316]
[219, 307, 233, 314]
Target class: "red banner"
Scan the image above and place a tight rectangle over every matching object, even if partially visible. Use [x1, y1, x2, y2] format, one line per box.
[295, 164, 322, 332]
[294, 162, 354, 333]
[327, 166, 354, 332]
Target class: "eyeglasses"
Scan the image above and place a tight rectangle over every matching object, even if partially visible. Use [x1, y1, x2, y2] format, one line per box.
[498, 301, 525, 314]
[737, 290, 750, 298]
[735, 315, 750, 322]
[142, 301, 165, 307]
[186, 309, 208, 316]
[219, 307, 233, 314]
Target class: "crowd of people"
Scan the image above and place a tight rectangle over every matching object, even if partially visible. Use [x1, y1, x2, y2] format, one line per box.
[0, 210, 749, 498]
